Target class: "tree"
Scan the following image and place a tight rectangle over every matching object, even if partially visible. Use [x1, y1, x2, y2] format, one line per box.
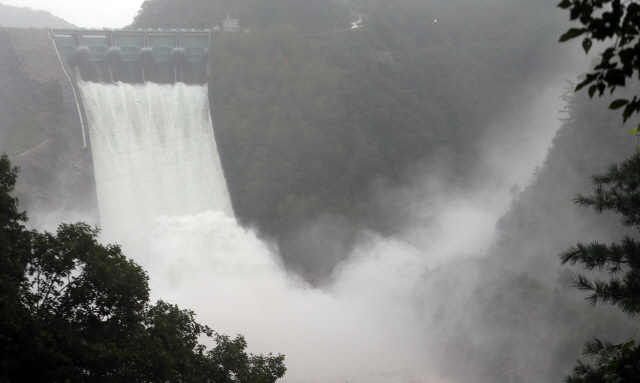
[558, 0, 640, 122]
[557, 2, 640, 381]
[0, 153, 286, 383]
[559, 154, 640, 382]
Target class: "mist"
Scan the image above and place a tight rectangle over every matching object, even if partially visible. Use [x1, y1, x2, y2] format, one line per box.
[69, 81, 576, 383]
[0, 0, 143, 28]
[117, 186, 497, 383]
[6, 0, 628, 382]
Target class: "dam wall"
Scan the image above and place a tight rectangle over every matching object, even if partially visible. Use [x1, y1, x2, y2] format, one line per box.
[0, 27, 98, 228]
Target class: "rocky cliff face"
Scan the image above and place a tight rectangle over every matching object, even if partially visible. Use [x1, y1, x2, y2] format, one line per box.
[0, 27, 98, 229]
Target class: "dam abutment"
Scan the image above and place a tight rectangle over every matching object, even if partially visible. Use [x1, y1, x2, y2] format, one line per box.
[0, 27, 98, 227]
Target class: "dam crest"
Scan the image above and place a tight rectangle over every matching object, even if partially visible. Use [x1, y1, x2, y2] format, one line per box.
[51, 28, 212, 84]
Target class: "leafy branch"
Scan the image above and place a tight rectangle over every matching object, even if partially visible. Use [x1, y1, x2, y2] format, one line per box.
[558, 0, 640, 122]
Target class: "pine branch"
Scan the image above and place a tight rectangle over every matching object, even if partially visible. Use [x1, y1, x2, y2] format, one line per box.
[560, 237, 640, 272]
[569, 271, 640, 315]
[575, 153, 640, 228]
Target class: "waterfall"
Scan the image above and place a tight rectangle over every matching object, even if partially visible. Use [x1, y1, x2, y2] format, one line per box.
[75, 78, 503, 383]
[73, 79, 519, 383]
[79, 81, 233, 242]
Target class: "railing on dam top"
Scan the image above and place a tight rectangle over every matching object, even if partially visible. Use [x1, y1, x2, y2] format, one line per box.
[51, 29, 212, 64]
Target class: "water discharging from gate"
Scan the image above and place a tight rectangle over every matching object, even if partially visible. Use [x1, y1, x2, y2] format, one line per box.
[76, 80, 513, 383]
[79, 81, 233, 242]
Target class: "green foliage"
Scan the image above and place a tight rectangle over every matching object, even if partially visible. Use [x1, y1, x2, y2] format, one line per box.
[209, 333, 286, 383]
[565, 339, 640, 383]
[490, 81, 640, 382]
[209, 24, 439, 234]
[206, 0, 561, 237]
[561, 153, 640, 315]
[558, 153, 640, 382]
[558, 0, 640, 122]
[0, 153, 286, 382]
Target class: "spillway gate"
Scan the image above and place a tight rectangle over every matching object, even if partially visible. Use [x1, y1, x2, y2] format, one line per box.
[50, 29, 212, 85]
[52, 29, 211, 65]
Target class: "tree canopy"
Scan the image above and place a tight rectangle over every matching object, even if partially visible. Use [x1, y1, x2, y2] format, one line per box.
[131, 0, 350, 33]
[0, 153, 286, 383]
[559, 154, 640, 382]
[559, 0, 640, 122]
[198, 0, 566, 279]
[556, 2, 640, 381]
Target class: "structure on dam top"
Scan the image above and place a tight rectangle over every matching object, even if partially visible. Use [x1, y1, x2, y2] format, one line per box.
[50, 29, 212, 84]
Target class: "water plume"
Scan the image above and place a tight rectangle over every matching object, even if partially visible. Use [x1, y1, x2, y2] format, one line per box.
[75, 80, 569, 383]
[79, 81, 233, 243]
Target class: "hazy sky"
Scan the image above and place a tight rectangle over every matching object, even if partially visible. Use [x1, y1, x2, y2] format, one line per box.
[1, 0, 144, 28]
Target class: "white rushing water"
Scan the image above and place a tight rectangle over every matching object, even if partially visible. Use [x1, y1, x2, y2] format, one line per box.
[76, 81, 563, 383]
[80, 81, 233, 242]
[78, 81, 450, 382]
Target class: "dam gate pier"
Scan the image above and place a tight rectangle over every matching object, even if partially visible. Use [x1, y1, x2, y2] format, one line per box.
[51, 29, 212, 84]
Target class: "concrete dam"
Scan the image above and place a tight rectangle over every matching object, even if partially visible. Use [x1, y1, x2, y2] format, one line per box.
[0, 27, 232, 235]
[51, 28, 211, 84]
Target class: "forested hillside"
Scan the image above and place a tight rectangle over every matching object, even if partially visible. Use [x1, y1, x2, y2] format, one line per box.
[413, 82, 640, 382]
[495, 86, 637, 281]
[132, 0, 351, 32]
[0, 4, 75, 28]
[409, 78, 640, 383]
[133, 0, 573, 278]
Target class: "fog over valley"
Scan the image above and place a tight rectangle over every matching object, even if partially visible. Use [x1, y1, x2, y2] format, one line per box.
[2, 1, 640, 383]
